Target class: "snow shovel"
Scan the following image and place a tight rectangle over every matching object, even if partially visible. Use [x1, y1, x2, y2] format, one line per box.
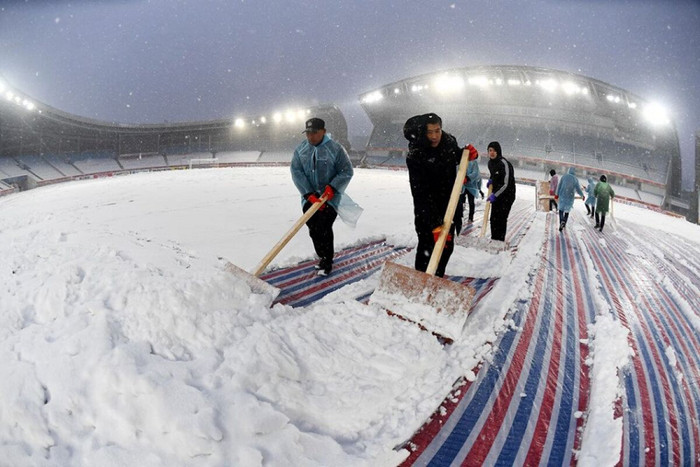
[455, 185, 508, 253]
[224, 192, 331, 307]
[609, 196, 617, 230]
[369, 148, 476, 342]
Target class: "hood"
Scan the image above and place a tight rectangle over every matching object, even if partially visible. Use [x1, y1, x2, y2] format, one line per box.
[568, 167, 576, 175]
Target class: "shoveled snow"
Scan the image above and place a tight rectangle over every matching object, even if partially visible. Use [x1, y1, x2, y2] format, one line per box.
[1, 167, 698, 466]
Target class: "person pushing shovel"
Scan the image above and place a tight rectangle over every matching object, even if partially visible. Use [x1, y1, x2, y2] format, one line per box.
[403, 112, 478, 277]
[291, 118, 355, 276]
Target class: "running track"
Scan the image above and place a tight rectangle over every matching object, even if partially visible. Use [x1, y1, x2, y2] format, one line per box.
[261, 202, 700, 465]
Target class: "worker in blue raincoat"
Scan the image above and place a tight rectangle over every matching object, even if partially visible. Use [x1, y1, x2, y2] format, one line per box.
[461, 146, 483, 223]
[555, 167, 584, 232]
[291, 118, 357, 276]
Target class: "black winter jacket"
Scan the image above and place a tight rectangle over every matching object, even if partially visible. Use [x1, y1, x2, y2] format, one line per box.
[406, 132, 463, 233]
[487, 153, 516, 205]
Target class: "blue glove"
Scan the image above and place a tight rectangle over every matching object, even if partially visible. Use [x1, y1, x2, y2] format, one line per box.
[487, 194, 496, 203]
[486, 179, 492, 188]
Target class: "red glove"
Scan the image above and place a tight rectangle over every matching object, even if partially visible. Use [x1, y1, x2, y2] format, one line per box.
[322, 185, 335, 201]
[465, 144, 478, 160]
[306, 193, 326, 210]
[554, 195, 559, 200]
[432, 226, 453, 243]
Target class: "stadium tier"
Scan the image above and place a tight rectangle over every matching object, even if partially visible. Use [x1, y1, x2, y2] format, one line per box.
[0, 67, 694, 220]
[359, 65, 683, 211]
[0, 78, 349, 180]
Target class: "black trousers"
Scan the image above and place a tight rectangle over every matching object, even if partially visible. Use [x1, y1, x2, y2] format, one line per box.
[490, 200, 513, 241]
[595, 212, 606, 229]
[415, 230, 455, 278]
[303, 202, 338, 267]
[466, 192, 475, 221]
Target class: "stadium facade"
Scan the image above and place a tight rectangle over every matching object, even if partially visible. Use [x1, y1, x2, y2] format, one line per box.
[0, 66, 697, 222]
[0, 75, 348, 192]
[359, 65, 693, 219]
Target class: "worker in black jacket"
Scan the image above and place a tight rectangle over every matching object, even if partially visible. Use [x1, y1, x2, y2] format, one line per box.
[486, 141, 516, 241]
[403, 113, 476, 277]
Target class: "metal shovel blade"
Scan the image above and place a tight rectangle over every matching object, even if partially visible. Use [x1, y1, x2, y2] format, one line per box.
[224, 261, 280, 307]
[369, 262, 476, 341]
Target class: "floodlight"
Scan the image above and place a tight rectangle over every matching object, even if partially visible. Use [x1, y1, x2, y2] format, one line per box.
[361, 90, 383, 103]
[260, 116, 267, 124]
[561, 81, 580, 95]
[284, 110, 297, 123]
[643, 102, 670, 126]
[467, 75, 489, 87]
[537, 78, 558, 93]
[393, 88, 401, 94]
[433, 74, 464, 94]
[507, 79, 521, 86]
[273, 112, 283, 123]
[233, 118, 245, 128]
[296, 109, 305, 120]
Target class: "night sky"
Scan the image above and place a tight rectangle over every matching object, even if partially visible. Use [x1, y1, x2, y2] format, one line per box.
[0, 0, 698, 187]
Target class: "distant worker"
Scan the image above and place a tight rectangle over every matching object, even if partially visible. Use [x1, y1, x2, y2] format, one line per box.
[584, 176, 597, 219]
[594, 174, 615, 232]
[555, 167, 585, 231]
[403, 113, 477, 277]
[291, 118, 355, 276]
[486, 141, 516, 241]
[462, 144, 483, 223]
[549, 169, 559, 211]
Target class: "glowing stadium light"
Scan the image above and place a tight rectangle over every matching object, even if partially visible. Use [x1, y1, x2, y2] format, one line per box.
[361, 90, 384, 103]
[284, 110, 297, 123]
[393, 87, 401, 94]
[296, 109, 306, 120]
[467, 75, 489, 87]
[606, 94, 621, 104]
[233, 118, 245, 128]
[410, 84, 427, 93]
[23, 99, 35, 111]
[643, 102, 670, 126]
[628, 102, 637, 109]
[433, 74, 465, 94]
[561, 81, 581, 95]
[537, 78, 558, 93]
[507, 79, 521, 86]
[494, 78, 503, 86]
[260, 116, 267, 124]
[5, 91, 14, 101]
[272, 112, 283, 123]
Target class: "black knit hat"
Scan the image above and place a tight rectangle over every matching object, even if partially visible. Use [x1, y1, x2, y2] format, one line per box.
[488, 141, 502, 158]
[600, 174, 607, 182]
[424, 113, 442, 127]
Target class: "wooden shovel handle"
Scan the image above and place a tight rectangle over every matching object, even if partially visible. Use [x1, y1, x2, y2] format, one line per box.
[480, 185, 493, 238]
[426, 148, 470, 276]
[251, 192, 330, 276]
